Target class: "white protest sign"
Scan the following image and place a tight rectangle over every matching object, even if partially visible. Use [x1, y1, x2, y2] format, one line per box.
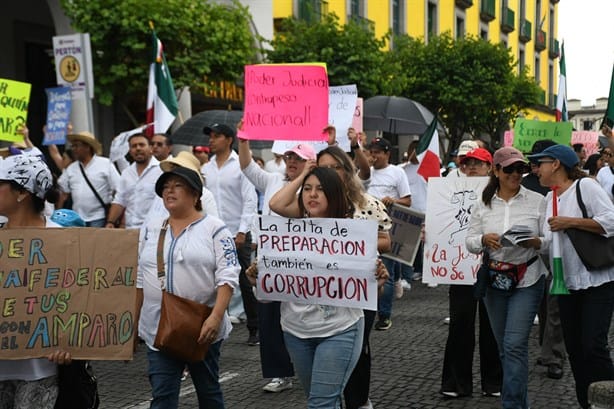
[271, 84, 358, 155]
[328, 85, 358, 152]
[422, 177, 488, 285]
[256, 216, 378, 310]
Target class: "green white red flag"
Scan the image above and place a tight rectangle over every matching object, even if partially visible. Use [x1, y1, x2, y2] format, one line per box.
[416, 117, 441, 181]
[145, 27, 178, 137]
[550, 186, 569, 295]
[555, 42, 568, 122]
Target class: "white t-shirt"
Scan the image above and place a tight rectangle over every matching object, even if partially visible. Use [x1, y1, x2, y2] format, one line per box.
[400, 162, 428, 213]
[596, 166, 614, 203]
[0, 219, 60, 381]
[137, 215, 240, 347]
[367, 164, 411, 201]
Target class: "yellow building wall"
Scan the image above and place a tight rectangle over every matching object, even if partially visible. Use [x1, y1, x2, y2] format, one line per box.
[273, 0, 293, 18]
[367, 1, 390, 41]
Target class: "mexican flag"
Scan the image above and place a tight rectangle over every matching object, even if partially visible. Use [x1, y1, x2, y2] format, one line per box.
[145, 28, 178, 137]
[416, 117, 441, 181]
[550, 186, 569, 295]
[603, 65, 614, 128]
[555, 42, 568, 122]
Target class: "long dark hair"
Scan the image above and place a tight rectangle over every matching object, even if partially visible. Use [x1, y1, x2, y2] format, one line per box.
[298, 167, 352, 218]
[481, 173, 499, 208]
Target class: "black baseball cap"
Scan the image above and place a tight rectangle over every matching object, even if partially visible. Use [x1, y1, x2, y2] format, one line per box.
[203, 123, 236, 140]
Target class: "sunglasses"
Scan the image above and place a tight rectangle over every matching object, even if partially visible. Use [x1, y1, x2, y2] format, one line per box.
[284, 153, 305, 162]
[501, 163, 529, 174]
[602, 151, 613, 158]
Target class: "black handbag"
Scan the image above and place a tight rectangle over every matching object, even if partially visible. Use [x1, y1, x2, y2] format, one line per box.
[565, 178, 614, 271]
[54, 360, 100, 409]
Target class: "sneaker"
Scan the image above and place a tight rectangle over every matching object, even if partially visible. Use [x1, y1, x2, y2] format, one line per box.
[262, 377, 293, 393]
[247, 331, 259, 346]
[533, 315, 539, 325]
[375, 317, 392, 331]
[181, 368, 189, 381]
[357, 398, 374, 409]
[394, 280, 404, 299]
[482, 391, 501, 397]
[412, 272, 423, 281]
[229, 315, 241, 324]
[443, 317, 450, 325]
[441, 391, 459, 398]
[401, 280, 412, 290]
[427, 282, 438, 288]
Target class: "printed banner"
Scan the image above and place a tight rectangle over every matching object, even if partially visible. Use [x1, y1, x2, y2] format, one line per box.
[384, 204, 424, 266]
[0, 78, 31, 143]
[255, 216, 378, 310]
[422, 177, 488, 285]
[0, 228, 139, 360]
[240, 64, 329, 141]
[328, 85, 358, 152]
[43, 87, 72, 145]
[512, 118, 572, 152]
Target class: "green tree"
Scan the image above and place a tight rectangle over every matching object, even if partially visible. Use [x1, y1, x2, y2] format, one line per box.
[387, 32, 542, 153]
[61, 0, 256, 123]
[266, 13, 393, 98]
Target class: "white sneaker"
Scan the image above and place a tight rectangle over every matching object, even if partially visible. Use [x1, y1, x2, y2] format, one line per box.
[394, 280, 404, 299]
[263, 377, 293, 393]
[229, 315, 241, 324]
[358, 398, 374, 409]
[401, 280, 412, 290]
[533, 315, 539, 325]
[443, 317, 450, 325]
[427, 282, 438, 288]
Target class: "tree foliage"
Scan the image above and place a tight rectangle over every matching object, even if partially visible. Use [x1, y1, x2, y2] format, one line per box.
[266, 14, 394, 98]
[60, 0, 256, 109]
[387, 32, 543, 153]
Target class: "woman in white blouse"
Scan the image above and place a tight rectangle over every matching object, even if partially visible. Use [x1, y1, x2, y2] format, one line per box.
[466, 147, 547, 409]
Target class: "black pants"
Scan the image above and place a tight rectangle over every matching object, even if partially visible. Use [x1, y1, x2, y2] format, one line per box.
[441, 285, 502, 396]
[343, 310, 376, 408]
[237, 233, 258, 332]
[558, 281, 614, 409]
[257, 301, 294, 379]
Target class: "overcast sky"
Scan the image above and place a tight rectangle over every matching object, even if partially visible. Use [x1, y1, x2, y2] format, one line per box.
[558, 0, 614, 105]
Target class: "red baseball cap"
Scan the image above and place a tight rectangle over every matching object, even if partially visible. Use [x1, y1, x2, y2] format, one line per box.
[193, 146, 210, 154]
[461, 148, 493, 165]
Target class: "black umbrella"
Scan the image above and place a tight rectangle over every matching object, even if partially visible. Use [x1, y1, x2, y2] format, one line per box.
[364, 96, 441, 135]
[171, 110, 273, 150]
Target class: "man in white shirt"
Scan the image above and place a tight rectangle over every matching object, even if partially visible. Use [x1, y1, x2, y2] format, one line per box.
[446, 140, 479, 178]
[367, 137, 411, 331]
[58, 131, 120, 227]
[596, 145, 614, 203]
[202, 123, 259, 345]
[151, 133, 173, 162]
[105, 133, 162, 229]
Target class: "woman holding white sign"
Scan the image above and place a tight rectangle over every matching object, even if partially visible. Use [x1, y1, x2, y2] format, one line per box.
[466, 147, 547, 409]
[0, 154, 74, 409]
[264, 167, 388, 409]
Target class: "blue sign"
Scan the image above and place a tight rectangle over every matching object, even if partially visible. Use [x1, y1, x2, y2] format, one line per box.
[43, 87, 72, 145]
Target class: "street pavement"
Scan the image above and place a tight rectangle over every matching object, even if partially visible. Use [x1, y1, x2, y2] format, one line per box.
[95, 281, 594, 408]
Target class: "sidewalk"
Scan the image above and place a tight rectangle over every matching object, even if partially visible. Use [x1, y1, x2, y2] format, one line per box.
[95, 282, 591, 408]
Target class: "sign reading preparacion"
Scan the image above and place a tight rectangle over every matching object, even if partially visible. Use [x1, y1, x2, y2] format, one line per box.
[256, 216, 378, 310]
[0, 228, 138, 360]
[240, 64, 329, 141]
[0, 78, 31, 143]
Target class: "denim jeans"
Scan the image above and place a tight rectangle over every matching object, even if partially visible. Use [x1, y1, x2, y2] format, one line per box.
[283, 318, 364, 409]
[85, 217, 106, 227]
[484, 276, 545, 409]
[558, 281, 614, 409]
[378, 257, 400, 319]
[147, 341, 224, 409]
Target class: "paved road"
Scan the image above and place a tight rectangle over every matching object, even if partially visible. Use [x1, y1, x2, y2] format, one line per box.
[95, 281, 592, 408]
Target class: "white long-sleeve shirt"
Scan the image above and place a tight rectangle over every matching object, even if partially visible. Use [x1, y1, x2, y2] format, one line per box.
[466, 185, 548, 288]
[202, 151, 256, 236]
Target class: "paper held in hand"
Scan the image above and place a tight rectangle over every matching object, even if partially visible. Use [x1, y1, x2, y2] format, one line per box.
[500, 225, 533, 246]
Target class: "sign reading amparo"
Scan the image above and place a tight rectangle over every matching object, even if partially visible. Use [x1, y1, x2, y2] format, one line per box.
[0, 228, 138, 360]
[256, 216, 378, 310]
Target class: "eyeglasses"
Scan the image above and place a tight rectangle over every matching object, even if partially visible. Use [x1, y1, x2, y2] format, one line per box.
[602, 151, 613, 158]
[283, 153, 305, 162]
[501, 163, 529, 174]
[536, 160, 554, 167]
[462, 159, 488, 167]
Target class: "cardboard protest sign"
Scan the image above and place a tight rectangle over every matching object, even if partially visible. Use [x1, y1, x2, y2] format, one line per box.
[422, 177, 488, 285]
[256, 216, 378, 310]
[384, 204, 424, 266]
[513, 118, 572, 152]
[0, 79, 31, 143]
[43, 87, 72, 145]
[352, 97, 363, 133]
[328, 85, 358, 152]
[0, 228, 139, 360]
[240, 64, 329, 141]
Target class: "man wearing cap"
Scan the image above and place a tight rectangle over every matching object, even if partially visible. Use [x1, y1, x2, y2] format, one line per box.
[367, 137, 411, 331]
[202, 123, 259, 345]
[105, 133, 162, 229]
[151, 133, 173, 162]
[57, 131, 120, 227]
[447, 140, 479, 178]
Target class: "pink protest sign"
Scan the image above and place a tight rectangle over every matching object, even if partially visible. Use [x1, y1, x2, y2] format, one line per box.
[571, 131, 600, 155]
[240, 64, 329, 141]
[352, 97, 363, 133]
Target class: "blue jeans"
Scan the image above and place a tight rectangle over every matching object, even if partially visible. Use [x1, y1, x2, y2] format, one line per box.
[484, 276, 544, 409]
[558, 281, 614, 409]
[283, 318, 364, 409]
[85, 218, 106, 227]
[147, 341, 224, 409]
[378, 257, 400, 319]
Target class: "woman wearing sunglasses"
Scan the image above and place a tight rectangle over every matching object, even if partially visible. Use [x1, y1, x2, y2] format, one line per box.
[465, 147, 548, 409]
